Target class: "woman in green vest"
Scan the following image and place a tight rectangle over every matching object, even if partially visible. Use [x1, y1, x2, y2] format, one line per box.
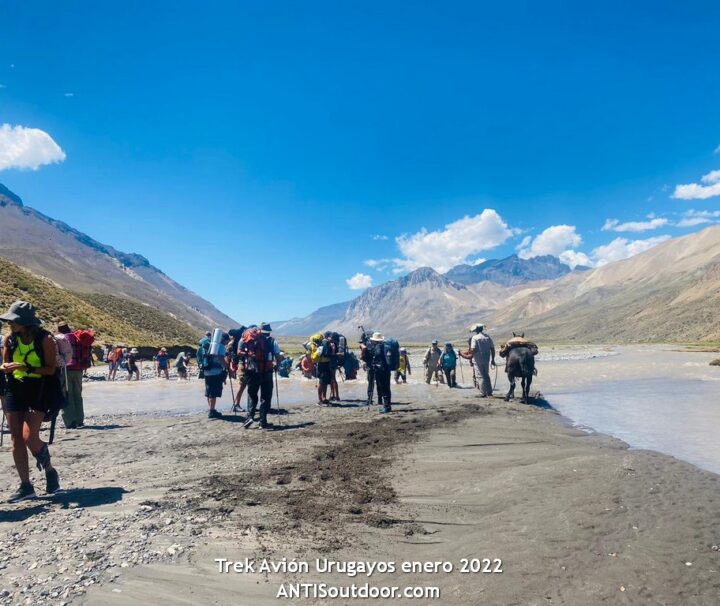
[0, 301, 61, 503]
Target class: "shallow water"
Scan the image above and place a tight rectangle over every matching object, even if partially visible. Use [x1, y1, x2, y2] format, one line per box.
[536, 346, 720, 475]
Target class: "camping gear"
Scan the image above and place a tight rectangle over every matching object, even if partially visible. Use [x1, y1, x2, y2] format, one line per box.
[209, 328, 224, 356]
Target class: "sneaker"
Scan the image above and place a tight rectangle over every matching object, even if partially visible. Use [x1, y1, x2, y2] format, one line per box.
[8, 482, 36, 503]
[208, 409, 223, 419]
[379, 406, 392, 414]
[243, 416, 255, 429]
[259, 422, 274, 430]
[45, 468, 60, 494]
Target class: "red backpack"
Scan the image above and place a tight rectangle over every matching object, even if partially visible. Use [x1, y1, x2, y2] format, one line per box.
[241, 328, 272, 373]
[72, 329, 96, 370]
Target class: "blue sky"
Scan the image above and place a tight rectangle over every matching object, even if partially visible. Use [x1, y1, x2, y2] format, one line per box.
[1, 0, 719, 322]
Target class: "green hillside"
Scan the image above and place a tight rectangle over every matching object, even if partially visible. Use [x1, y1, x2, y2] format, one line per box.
[0, 257, 201, 346]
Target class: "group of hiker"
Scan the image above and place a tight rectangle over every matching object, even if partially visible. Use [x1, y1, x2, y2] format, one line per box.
[104, 345, 191, 381]
[0, 296, 510, 505]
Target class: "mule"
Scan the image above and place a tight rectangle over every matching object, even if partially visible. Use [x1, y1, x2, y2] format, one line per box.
[505, 346, 536, 404]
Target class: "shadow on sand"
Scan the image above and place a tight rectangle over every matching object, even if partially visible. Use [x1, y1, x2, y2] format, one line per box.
[0, 486, 129, 523]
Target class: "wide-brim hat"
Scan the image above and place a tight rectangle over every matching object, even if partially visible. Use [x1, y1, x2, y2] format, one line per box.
[260, 322, 272, 334]
[130, 348, 139, 354]
[0, 301, 41, 326]
[370, 332, 385, 342]
[160, 347, 167, 352]
[469, 323, 485, 332]
[431, 339, 438, 344]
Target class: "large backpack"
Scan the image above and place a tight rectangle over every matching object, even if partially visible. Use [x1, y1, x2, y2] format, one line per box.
[242, 328, 273, 373]
[7, 329, 67, 442]
[227, 326, 247, 361]
[331, 332, 347, 362]
[196, 337, 213, 371]
[308, 333, 329, 364]
[72, 329, 95, 369]
[384, 338, 401, 371]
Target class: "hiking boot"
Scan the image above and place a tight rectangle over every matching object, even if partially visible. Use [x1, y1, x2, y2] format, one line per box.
[259, 422, 274, 430]
[208, 409, 223, 419]
[379, 405, 392, 414]
[8, 482, 36, 503]
[45, 468, 60, 494]
[243, 416, 255, 429]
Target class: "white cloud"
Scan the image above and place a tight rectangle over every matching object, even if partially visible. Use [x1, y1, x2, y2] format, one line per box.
[518, 225, 582, 259]
[64, 92, 74, 98]
[392, 209, 517, 273]
[714, 144, 720, 155]
[672, 169, 720, 200]
[371, 234, 388, 241]
[602, 217, 669, 232]
[559, 250, 592, 269]
[591, 235, 671, 267]
[0, 124, 66, 171]
[363, 258, 392, 271]
[701, 170, 720, 184]
[346, 273, 373, 290]
[676, 209, 720, 228]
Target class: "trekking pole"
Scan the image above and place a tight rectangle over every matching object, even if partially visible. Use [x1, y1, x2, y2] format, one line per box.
[274, 370, 280, 407]
[0, 410, 5, 447]
[459, 357, 465, 383]
[229, 375, 236, 412]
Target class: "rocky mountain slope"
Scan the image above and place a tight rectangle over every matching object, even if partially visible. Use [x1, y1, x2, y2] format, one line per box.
[0, 257, 201, 346]
[322, 267, 554, 341]
[0, 184, 235, 333]
[490, 224, 720, 343]
[445, 254, 579, 286]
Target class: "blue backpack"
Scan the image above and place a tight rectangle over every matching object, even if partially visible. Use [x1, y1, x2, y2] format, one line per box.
[384, 338, 401, 371]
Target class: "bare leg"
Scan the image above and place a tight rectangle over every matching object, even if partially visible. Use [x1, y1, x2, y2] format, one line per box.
[7, 411, 30, 483]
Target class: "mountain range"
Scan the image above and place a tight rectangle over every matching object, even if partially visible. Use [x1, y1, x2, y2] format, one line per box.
[0, 184, 236, 345]
[276, 227, 720, 344]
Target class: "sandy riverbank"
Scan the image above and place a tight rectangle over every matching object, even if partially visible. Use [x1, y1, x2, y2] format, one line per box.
[1, 377, 720, 605]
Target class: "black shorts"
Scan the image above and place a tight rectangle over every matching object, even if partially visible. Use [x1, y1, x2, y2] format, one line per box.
[2, 376, 51, 414]
[204, 374, 224, 398]
[317, 363, 333, 386]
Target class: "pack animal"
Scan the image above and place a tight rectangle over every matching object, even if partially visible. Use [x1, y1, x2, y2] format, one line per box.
[503, 333, 536, 403]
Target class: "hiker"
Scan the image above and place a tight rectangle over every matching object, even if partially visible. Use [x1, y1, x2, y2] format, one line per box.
[325, 332, 341, 402]
[358, 330, 375, 405]
[309, 333, 333, 405]
[395, 347, 411, 384]
[242, 323, 283, 430]
[175, 351, 189, 380]
[107, 345, 123, 381]
[298, 354, 314, 379]
[278, 354, 293, 378]
[156, 347, 170, 380]
[343, 351, 360, 380]
[423, 340, 444, 384]
[366, 332, 392, 413]
[53, 323, 73, 392]
[438, 342, 458, 388]
[462, 324, 496, 397]
[127, 348, 141, 381]
[200, 332, 229, 419]
[0, 302, 62, 502]
[58, 322, 93, 429]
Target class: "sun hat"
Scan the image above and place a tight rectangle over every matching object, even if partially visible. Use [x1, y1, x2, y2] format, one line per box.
[0, 301, 42, 326]
[370, 332, 385, 342]
[469, 323, 485, 332]
[130, 348, 139, 354]
[160, 347, 167, 352]
[400, 347, 407, 352]
[431, 339, 438, 344]
[260, 322, 272, 334]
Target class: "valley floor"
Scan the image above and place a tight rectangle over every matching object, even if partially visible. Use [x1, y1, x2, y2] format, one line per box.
[1, 379, 719, 605]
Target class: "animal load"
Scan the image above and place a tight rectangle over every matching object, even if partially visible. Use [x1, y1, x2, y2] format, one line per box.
[500, 334, 539, 358]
